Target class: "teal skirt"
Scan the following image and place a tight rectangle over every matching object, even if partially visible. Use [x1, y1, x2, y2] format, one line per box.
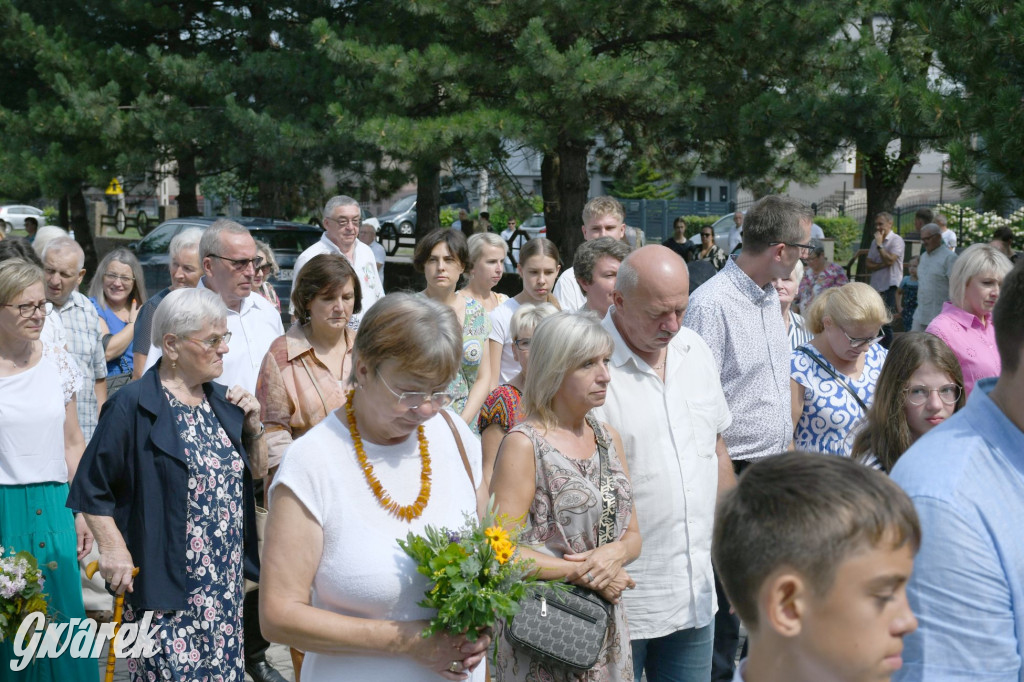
[0, 482, 96, 682]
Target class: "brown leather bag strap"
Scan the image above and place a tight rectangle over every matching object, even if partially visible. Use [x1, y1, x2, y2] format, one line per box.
[440, 409, 475, 489]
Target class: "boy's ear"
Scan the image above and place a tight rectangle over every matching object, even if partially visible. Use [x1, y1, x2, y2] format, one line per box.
[760, 570, 808, 637]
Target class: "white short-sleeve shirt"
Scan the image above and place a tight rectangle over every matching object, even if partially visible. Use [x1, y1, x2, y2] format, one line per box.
[552, 266, 585, 312]
[269, 410, 483, 682]
[293, 236, 384, 329]
[592, 311, 732, 639]
[487, 298, 522, 383]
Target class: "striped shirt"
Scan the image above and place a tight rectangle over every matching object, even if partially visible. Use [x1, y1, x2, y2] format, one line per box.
[57, 291, 107, 441]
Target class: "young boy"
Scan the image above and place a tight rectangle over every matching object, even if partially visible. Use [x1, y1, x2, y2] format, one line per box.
[712, 453, 920, 682]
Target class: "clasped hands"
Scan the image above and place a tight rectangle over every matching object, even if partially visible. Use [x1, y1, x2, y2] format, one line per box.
[564, 544, 635, 603]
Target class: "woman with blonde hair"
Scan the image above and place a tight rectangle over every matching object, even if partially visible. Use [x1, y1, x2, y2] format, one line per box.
[925, 243, 1013, 396]
[490, 311, 640, 681]
[460, 232, 509, 312]
[253, 239, 281, 312]
[790, 282, 890, 456]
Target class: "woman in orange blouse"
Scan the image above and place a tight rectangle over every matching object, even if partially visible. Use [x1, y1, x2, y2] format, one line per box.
[257, 254, 361, 488]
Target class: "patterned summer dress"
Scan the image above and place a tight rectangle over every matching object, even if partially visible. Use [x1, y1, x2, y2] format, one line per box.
[447, 296, 492, 428]
[495, 417, 634, 682]
[123, 390, 245, 682]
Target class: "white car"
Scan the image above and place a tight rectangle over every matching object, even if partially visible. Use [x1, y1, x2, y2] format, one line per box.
[0, 205, 46, 233]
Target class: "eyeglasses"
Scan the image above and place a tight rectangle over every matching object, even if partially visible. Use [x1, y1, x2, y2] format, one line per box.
[183, 332, 232, 350]
[257, 264, 273, 274]
[103, 273, 135, 284]
[2, 301, 53, 318]
[209, 254, 264, 272]
[326, 216, 361, 228]
[512, 337, 532, 351]
[838, 325, 883, 349]
[905, 384, 961, 406]
[770, 240, 815, 252]
[377, 371, 454, 410]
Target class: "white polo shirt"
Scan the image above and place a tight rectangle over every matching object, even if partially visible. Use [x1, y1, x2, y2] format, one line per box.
[552, 267, 585, 311]
[293, 235, 384, 329]
[143, 279, 284, 393]
[592, 310, 732, 639]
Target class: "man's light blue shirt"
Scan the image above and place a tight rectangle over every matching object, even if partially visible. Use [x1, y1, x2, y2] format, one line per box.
[891, 377, 1024, 681]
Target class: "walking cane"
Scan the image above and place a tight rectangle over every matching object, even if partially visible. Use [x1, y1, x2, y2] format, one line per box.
[86, 560, 140, 682]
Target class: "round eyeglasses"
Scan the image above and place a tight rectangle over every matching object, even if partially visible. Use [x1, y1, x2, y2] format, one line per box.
[905, 384, 961, 406]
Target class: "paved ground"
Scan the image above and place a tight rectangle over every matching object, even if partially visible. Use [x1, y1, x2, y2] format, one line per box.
[102, 642, 295, 681]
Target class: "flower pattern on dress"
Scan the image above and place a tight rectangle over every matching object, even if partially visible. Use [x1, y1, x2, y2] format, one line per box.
[444, 297, 492, 427]
[123, 390, 245, 682]
[798, 262, 849, 311]
[495, 417, 633, 682]
[791, 343, 887, 456]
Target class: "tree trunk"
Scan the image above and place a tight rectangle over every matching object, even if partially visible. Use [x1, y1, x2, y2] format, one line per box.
[177, 152, 200, 216]
[415, 158, 441, 237]
[860, 139, 920, 246]
[70, 188, 98, 274]
[541, 135, 591, 266]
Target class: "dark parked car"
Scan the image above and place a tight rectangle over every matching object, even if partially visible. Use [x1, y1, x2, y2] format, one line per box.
[131, 217, 323, 319]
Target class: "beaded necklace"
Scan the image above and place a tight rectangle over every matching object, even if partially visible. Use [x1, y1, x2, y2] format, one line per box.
[344, 390, 432, 522]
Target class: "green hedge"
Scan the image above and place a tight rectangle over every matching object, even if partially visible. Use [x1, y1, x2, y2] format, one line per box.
[677, 216, 717, 239]
[815, 217, 860, 263]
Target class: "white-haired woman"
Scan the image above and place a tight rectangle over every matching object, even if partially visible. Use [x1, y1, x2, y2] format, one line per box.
[773, 258, 812, 349]
[260, 293, 490, 681]
[925, 243, 1014, 396]
[88, 248, 148, 384]
[790, 282, 891, 456]
[133, 227, 203, 378]
[491, 312, 640, 682]
[460, 232, 509, 312]
[477, 302, 558, 488]
[0, 258, 92, 682]
[69, 287, 267, 682]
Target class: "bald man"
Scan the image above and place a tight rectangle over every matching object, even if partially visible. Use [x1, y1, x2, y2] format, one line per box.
[592, 245, 733, 682]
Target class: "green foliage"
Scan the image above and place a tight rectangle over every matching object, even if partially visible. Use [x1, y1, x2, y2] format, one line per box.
[934, 203, 1024, 248]
[608, 159, 676, 200]
[440, 207, 458, 228]
[398, 497, 552, 641]
[678, 216, 717, 239]
[814, 217, 861, 263]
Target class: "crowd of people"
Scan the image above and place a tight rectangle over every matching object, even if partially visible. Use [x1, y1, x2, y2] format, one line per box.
[0, 192, 1021, 682]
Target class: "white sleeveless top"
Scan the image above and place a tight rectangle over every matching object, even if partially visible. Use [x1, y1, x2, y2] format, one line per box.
[0, 343, 83, 485]
[271, 409, 484, 682]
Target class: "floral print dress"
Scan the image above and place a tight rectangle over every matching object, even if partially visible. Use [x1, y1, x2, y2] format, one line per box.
[124, 389, 245, 682]
[495, 417, 634, 682]
[446, 296, 491, 428]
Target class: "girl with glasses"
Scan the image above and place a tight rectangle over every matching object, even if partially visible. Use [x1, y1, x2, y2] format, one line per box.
[88, 247, 148, 384]
[851, 332, 965, 472]
[790, 282, 891, 456]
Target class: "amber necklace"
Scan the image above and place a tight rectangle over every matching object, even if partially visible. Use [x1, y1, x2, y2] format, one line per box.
[344, 390, 432, 522]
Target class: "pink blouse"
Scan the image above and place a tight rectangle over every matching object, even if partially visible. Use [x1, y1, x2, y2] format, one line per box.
[925, 301, 1000, 397]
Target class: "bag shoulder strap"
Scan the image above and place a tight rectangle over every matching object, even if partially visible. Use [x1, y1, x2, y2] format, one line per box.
[440, 409, 475, 489]
[796, 346, 869, 413]
[587, 415, 617, 547]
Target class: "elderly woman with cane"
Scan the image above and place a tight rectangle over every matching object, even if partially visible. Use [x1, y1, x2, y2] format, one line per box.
[69, 287, 267, 682]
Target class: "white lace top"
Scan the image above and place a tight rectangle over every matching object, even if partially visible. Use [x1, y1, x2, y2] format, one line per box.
[0, 343, 83, 485]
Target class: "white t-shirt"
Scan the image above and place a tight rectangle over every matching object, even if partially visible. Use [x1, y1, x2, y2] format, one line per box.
[293, 235, 385, 329]
[143, 281, 284, 393]
[270, 411, 483, 682]
[941, 228, 957, 250]
[369, 240, 387, 285]
[487, 298, 522, 383]
[552, 267, 585, 312]
[592, 311, 732, 639]
[41, 311, 68, 348]
[0, 344, 82, 485]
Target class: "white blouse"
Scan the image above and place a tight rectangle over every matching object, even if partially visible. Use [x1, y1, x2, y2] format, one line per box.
[0, 343, 82, 485]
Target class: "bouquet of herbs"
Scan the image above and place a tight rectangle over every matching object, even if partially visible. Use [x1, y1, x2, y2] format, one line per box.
[399, 498, 551, 641]
[0, 546, 48, 643]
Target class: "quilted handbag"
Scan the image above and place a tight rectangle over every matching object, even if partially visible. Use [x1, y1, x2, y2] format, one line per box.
[504, 415, 617, 670]
[504, 583, 612, 670]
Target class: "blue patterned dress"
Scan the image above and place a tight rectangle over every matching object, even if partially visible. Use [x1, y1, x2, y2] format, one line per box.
[123, 389, 245, 682]
[791, 343, 888, 456]
[446, 296, 491, 429]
